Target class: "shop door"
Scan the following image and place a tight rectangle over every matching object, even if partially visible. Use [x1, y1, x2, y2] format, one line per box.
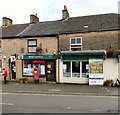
[9, 57, 16, 80]
[46, 61, 56, 82]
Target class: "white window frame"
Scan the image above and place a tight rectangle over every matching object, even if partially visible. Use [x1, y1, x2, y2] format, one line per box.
[70, 37, 82, 51]
[70, 37, 82, 46]
[28, 39, 37, 53]
[63, 61, 89, 78]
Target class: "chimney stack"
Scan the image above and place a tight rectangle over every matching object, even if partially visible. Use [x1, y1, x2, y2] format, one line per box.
[2, 17, 13, 27]
[30, 14, 39, 24]
[62, 5, 69, 20]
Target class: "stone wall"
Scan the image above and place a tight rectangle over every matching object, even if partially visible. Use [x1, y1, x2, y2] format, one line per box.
[2, 37, 58, 79]
[59, 30, 118, 51]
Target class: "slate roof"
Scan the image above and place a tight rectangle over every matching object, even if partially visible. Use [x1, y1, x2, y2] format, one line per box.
[18, 21, 61, 37]
[1, 13, 119, 38]
[60, 13, 119, 34]
[1, 23, 29, 38]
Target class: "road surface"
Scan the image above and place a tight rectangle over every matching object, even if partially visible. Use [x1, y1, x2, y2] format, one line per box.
[1, 93, 119, 113]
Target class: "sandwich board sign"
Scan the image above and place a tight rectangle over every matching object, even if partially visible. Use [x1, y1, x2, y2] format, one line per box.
[89, 59, 104, 85]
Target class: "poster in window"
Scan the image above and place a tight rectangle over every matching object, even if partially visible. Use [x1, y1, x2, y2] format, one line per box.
[28, 64, 31, 68]
[63, 64, 67, 74]
[63, 64, 67, 70]
[47, 65, 51, 69]
[40, 65, 45, 75]
[23, 68, 32, 76]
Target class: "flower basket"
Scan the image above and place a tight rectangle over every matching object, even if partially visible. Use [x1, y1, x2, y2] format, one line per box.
[19, 79, 24, 84]
[104, 79, 113, 87]
[18, 77, 28, 84]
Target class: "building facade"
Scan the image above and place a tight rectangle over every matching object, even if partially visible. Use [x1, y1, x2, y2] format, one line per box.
[1, 6, 120, 84]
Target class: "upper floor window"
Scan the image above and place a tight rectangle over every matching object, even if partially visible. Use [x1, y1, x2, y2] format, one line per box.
[28, 40, 37, 53]
[70, 37, 82, 51]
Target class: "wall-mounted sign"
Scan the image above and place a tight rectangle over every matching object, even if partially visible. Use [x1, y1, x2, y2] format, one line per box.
[18, 55, 23, 60]
[17, 55, 53, 60]
[89, 59, 104, 85]
[10, 56, 16, 62]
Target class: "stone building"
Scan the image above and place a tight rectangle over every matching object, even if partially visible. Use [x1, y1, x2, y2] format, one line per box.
[1, 15, 58, 82]
[1, 5, 120, 84]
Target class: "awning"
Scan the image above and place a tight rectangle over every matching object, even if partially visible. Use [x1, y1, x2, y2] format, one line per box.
[61, 50, 106, 61]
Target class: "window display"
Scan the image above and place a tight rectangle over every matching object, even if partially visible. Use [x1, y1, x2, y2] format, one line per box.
[82, 61, 89, 78]
[23, 60, 35, 76]
[63, 61, 88, 78]
[63, 62, 71, 77]
[23, 68, 33, 76]
[72, 62, 80, 77]
[23, 60, 45, 76]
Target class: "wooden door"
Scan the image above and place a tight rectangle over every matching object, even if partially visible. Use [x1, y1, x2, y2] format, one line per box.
[46, 60, 56, 82]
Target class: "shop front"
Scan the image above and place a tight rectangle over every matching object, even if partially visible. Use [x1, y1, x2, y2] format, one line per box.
[17, 55, 56, 82]
[59, 50, 106, 85]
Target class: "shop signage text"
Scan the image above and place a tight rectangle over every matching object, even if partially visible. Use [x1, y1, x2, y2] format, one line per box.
[17, 55, 53, 59]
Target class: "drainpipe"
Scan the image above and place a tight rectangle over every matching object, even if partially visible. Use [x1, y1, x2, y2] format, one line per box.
[57, 33, 60, 83]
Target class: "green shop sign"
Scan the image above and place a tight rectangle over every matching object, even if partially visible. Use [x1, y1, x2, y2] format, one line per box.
[17, 55, 54, 59]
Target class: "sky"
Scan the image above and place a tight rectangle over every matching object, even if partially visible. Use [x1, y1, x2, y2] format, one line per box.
[0, 0, 119, 26]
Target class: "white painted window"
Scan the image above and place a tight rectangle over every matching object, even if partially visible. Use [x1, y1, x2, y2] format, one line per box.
[70, 37, 82, 45]
[28, 40, 37, 53]
[70, 37, 82, 51]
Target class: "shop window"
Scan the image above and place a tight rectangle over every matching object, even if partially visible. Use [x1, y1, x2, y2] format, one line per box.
[82, 61, 89, 78]
[63, 62, 71, 77]
[28, 40, 37, 53]
[23, 60, 35, 76]
[72, 62, 80, 77]
[63, 61, 89, 78]
[23, 60, 46, 77]
[70, 37, 82, 51]
[63, 61, 80, 78]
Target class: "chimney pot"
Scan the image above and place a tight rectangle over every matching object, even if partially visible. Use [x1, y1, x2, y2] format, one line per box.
[64, 5, 67, 10]
[62, 5, 69, 20]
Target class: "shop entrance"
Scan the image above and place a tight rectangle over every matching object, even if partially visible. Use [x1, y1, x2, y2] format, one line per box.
[46, 61, 56, 82]
[9, 60, 16, 80]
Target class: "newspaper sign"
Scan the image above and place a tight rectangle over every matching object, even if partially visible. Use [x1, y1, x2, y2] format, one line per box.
[89, 59, 104, 85]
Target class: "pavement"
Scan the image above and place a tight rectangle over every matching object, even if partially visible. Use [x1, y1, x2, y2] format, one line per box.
[0, 81, 120, 96]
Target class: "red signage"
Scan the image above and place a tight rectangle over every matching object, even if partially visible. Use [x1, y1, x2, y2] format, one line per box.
[32, 60, 45, 64]
[10, 56, 16, 62]
[18, 55, 23, 59]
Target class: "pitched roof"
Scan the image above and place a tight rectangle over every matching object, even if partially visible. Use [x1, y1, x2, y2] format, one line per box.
[60, 13, 119, 34]
[19, 13, 119, 37]
[1, 23, 29, 38]
[1, 13, 119, 38]
[18, 21, 61, 37]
